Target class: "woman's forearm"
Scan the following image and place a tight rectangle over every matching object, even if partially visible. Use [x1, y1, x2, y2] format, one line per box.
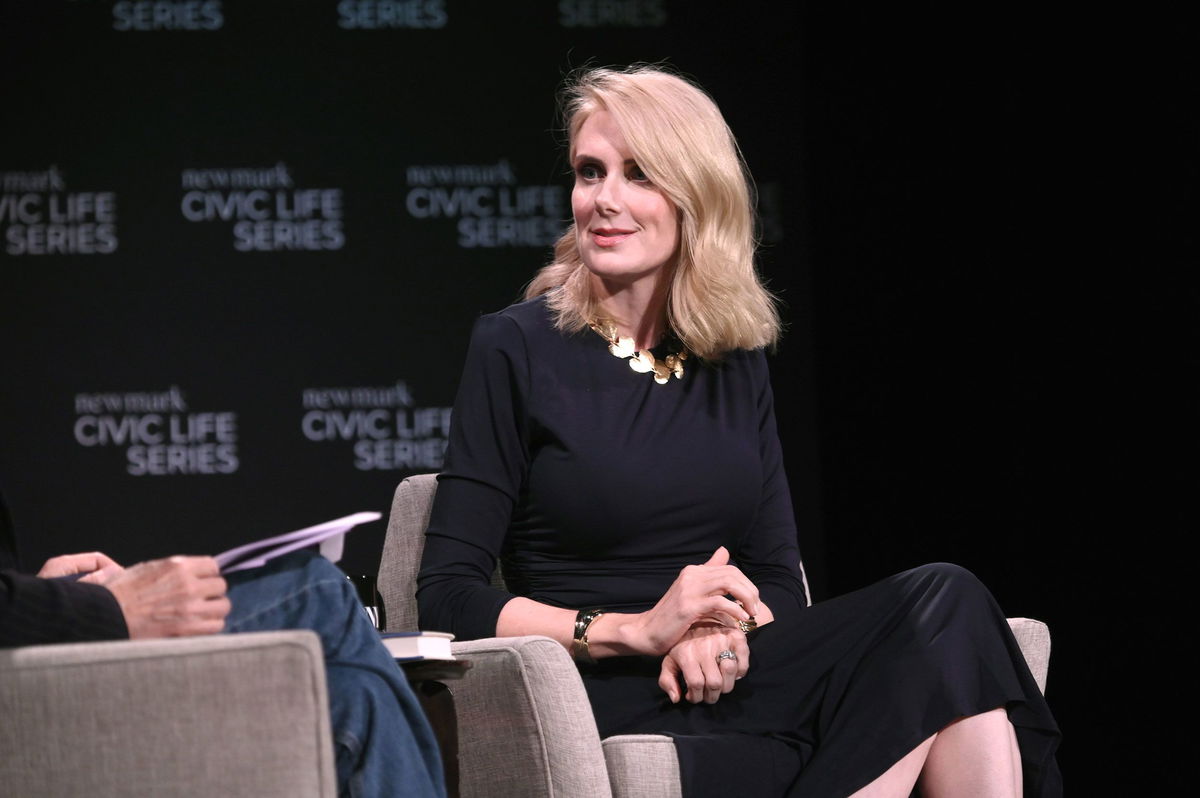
[496, 596, 648, 657]
[495, 595, 773, 660]
[494, 596, 576, 648]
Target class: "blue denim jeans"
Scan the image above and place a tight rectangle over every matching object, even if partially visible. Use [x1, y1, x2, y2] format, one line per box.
[224, 551, 445, 798]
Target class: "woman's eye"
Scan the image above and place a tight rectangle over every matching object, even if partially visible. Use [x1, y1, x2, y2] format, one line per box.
[576, 164, 601, 180]
[629, 165, 650, 182]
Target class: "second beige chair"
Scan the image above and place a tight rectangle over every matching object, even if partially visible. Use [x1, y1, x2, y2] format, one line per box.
[377, 473, 1051, 798]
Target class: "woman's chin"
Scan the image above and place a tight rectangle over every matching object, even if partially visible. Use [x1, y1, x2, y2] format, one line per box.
[582, 256, 672, 288]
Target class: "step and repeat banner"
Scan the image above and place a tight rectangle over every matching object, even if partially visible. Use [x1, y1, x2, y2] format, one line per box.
[1, 1, 811, 577]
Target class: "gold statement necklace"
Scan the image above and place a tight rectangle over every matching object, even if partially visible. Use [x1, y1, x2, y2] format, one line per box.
[588, 319, 688, 385]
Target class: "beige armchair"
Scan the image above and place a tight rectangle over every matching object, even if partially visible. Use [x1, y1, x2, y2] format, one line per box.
[0, 630, 337, 797]
[378, 474, 1052, 798]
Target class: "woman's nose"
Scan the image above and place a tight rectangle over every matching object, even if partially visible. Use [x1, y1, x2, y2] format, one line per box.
[594, 176, 621, 214]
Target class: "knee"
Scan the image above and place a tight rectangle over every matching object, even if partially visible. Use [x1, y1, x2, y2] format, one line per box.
[271, 551, 363, 614]
[289, 549, 346, 580]
[907, 562, 994, 604]
[913, 561, 979, 585]
[240, 548, 342, 584]
[285, 551, 359, 597]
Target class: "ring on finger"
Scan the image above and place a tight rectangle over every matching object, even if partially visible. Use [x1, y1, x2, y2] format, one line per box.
[737, 616, 757, 634]
[716, 649, 737, 664]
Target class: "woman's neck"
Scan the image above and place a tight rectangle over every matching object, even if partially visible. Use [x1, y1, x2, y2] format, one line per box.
[591, 271, 671, 351]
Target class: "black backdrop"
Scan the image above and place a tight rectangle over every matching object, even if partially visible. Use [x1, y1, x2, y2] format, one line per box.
[2, 2, 1187, 793]
[0, 0, 815, 578]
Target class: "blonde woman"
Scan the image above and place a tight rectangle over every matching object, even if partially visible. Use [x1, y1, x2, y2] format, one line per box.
[418, 65, 1061, 797]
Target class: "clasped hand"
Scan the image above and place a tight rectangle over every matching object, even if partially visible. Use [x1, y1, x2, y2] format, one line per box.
[629, 546, 757, 705]
[39, 552, 230, 639]
[659, 621, 751, 704]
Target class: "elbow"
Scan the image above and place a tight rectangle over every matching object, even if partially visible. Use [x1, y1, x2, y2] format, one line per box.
[415, 576, 453, 634]
[415, 574, 499, 640]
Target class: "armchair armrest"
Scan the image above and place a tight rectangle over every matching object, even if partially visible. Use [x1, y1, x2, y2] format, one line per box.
[0, 630, 336, 798]
[449, 635, 613, 798]
[1006, 617, 1051, 694]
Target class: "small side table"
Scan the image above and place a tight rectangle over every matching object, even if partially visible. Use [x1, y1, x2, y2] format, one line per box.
[401, 659, 472, 798]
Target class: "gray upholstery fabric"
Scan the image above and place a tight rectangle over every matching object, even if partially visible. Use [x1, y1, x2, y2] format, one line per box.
[380, 472, 439, 632]
[0, 630, 336, 798]
[451, 636, 613, 798]
[380, 474, 1053, 798]
[603, 735, 682, 798]
[1006, 617, 1051, 695]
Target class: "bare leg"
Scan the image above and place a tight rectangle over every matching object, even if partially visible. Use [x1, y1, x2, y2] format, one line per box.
[850, 708, 1022, 798]
[848, 736, 935, 798]
[919, 708, 1022, 798]
[1008, 715, 1023, 797]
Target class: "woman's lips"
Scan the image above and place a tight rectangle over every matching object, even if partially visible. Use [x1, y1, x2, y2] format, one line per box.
[591, 228, 635, 247]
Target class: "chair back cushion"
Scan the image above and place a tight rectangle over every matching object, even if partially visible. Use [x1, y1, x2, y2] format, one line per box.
[378, 473, 439, 632]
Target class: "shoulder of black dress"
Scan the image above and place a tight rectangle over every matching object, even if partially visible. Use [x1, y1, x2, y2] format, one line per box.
[703, 346, 769, 370]
[484, 294, 552, 332]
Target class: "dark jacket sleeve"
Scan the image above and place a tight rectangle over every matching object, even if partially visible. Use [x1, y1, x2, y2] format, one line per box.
[1, 569, 129, 647]
[416, 312, 527, 639]
[733, 350, 809, 625]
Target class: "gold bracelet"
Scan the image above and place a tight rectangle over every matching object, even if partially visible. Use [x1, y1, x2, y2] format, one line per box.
[571, 608, 606, 664]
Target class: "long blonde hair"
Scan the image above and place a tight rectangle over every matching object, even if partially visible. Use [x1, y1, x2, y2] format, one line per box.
[525, 65, 780, 360]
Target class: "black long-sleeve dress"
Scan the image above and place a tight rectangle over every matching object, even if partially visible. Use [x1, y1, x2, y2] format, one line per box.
[417, 296, 1061, 797]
